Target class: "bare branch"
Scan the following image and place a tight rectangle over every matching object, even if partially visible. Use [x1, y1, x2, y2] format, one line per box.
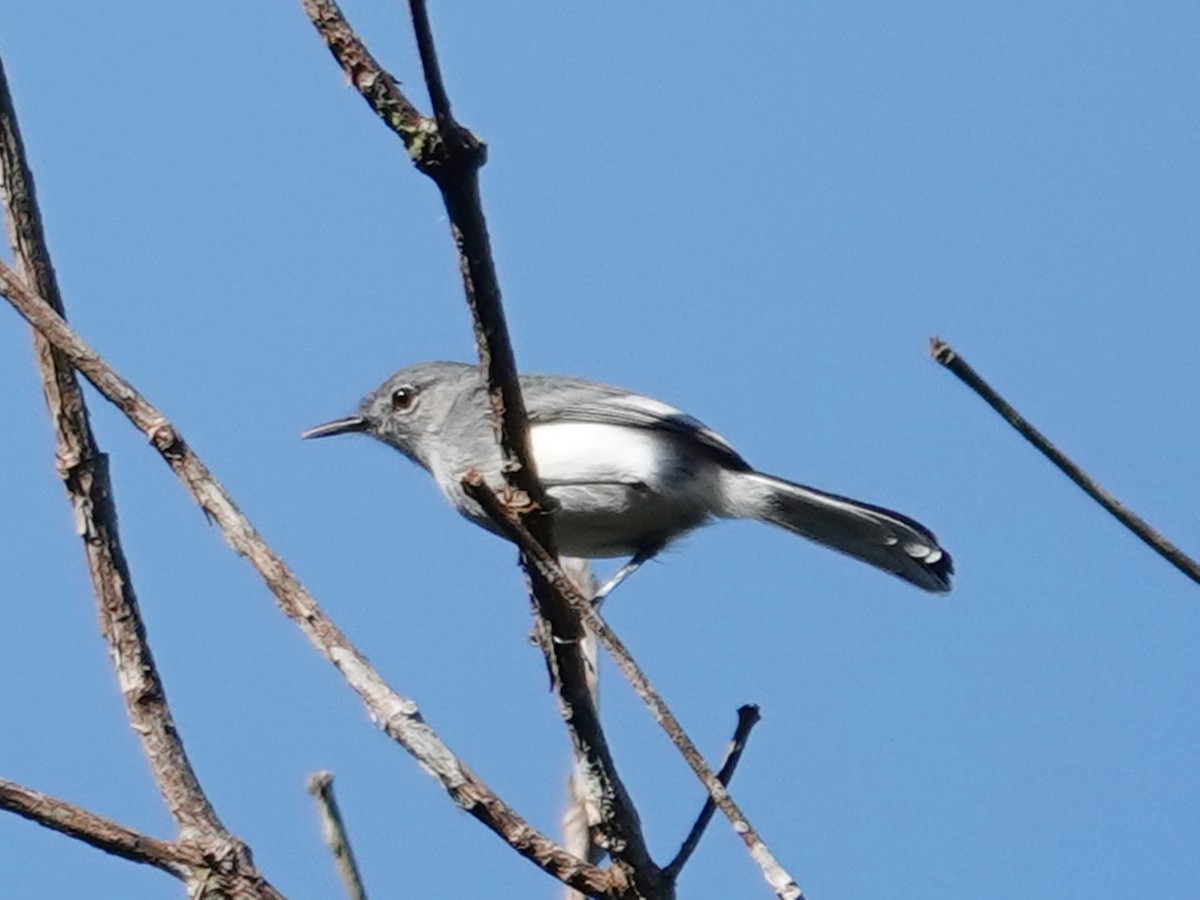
[0, 54, 236, 847]
[0, 777, 199, 877]
[299, 3, 660, 892]
[0, 778, 286, 897]
[930, 338, 1200, 586]
[307, 772, 367, 900]
[663, 705, 762, 883]
[0, 265, 612, 898]
[463, 475, 805, 900]
[299, 0, 434, 153]
[299, 0, 549, 521]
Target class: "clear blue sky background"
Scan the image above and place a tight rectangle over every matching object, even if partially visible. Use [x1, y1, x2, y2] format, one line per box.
[3, 3, 1198, 898]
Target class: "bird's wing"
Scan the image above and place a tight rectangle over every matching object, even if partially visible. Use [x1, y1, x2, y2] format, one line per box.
[521, 375, 751, 472]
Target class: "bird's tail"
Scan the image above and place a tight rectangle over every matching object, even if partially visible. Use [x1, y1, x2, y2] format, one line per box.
[720, 469, 953, 593]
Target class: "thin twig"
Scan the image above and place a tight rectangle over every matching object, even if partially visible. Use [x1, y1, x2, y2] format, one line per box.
[930, 338, 1200, 586]
[0, 777, 200, 877]
[663, 705, 762, 882]
[464, 475, 805, 900]
[0, 264, 612, 899]
[308, 772, 367, 900]
[301, 3, 659, 891]
[0, 53, 266, 892]
[408, 0, 453, 125]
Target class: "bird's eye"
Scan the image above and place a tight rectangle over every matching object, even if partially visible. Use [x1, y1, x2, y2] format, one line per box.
[390, 385, 418, 412]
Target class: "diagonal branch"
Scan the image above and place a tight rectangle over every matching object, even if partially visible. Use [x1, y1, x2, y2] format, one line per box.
[0, 54, 238, 851]
[0, 776, 201, 877]
[663, 705, 762, 883]
[930, 338, 1200, 586]
[464, 474, 805, 900]
[0, 263, 613, 899]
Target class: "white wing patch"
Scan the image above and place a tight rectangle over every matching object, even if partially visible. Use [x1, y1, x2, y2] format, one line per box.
[531, 422, 664, 486]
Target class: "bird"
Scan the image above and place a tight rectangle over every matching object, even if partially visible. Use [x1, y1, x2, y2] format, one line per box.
[304, 361, 952, 598]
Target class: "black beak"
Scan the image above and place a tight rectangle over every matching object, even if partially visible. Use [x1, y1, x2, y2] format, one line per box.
[301, 415, 369, 440]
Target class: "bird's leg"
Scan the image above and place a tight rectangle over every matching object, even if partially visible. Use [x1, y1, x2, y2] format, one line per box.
[592, 542, 665, 608]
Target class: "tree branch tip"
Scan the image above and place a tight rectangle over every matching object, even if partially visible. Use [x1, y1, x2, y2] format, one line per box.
[929, 336, 956, 365]
[307, 771, 334, 795]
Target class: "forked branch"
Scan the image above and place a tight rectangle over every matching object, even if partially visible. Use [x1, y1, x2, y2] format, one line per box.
[301, 1, 662, 891]
[464, 475, 805, 900]
[664, 705, 762, 882]
[0, 778, 200, 877]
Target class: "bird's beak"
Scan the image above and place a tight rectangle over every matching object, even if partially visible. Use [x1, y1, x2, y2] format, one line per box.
[301, 415, 369, 440]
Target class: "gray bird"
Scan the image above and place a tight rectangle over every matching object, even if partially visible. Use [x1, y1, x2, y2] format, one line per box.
[304, 361, 952, 597]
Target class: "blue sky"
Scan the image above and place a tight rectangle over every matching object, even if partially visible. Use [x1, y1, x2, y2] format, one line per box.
[2, 2, 1199, 897]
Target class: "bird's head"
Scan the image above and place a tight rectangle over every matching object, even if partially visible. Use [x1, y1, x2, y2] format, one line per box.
[302, 361, 477, 466]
